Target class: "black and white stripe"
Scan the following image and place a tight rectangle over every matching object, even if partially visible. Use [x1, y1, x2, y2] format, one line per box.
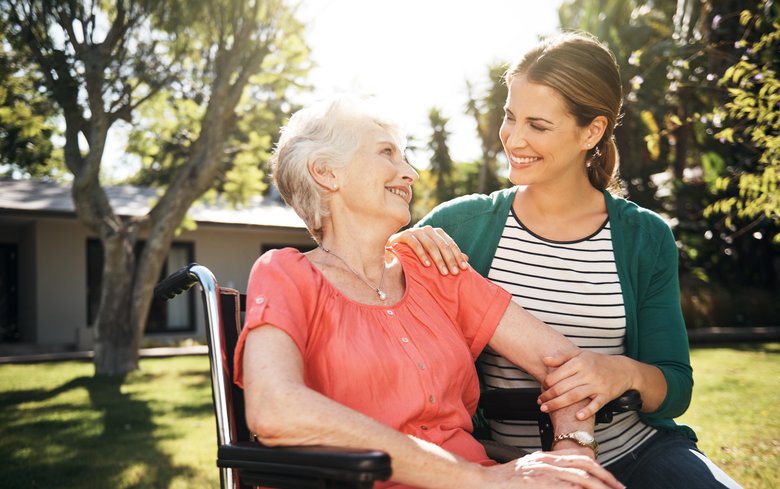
[481, 210, 656, 466]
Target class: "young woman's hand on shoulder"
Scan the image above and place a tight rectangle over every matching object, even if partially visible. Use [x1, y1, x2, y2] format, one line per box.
[389, 226, 469, 275]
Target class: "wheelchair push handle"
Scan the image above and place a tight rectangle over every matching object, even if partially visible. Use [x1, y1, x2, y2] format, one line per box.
[154, 263, 200, 301]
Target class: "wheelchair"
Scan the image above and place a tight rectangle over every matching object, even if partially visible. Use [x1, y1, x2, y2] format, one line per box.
[155, 263, 641, 489]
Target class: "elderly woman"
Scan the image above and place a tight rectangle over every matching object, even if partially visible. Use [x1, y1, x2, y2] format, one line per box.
[233, 98, 624, 489]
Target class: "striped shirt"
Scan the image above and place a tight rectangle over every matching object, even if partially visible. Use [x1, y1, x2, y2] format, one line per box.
[480, 209, 656, 466]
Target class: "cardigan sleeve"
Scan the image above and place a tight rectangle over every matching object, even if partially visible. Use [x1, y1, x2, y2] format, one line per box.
[635, 223, 694, 420]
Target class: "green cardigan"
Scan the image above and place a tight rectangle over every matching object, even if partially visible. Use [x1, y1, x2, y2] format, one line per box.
[416, 187, 696, 440]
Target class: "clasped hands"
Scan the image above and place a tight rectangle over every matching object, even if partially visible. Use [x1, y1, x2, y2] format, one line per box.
[539, 349, 633, 421]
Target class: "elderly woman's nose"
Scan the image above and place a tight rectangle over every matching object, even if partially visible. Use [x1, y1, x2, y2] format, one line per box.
[401, 161, 419, 183]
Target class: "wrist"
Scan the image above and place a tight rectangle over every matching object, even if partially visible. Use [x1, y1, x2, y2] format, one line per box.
[552, 439, 596, 458]
[613, 354, 638, 393]
[552, 430, 598, 458]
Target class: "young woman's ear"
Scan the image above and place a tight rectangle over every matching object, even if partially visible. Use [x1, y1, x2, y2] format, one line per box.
[309, 159, 339, 191]
[583, 115, 608, 149]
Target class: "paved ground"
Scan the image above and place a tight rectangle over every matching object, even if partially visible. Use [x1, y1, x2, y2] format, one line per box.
[1, 327, 777, 365]
[0, 345, 208, 364]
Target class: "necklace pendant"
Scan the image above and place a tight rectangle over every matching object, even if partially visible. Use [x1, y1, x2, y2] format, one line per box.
[377, 289, 387, 301]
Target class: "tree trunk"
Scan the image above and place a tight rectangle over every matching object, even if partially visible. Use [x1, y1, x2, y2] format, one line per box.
[93, 230, 140, 375]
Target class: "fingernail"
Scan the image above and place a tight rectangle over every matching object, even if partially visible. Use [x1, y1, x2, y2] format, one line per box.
[450, 267, 459, 274]
[540, 404, 548, 412]
[460, 261, 468, 269]
[424, 260, 430, 266]
[440, 266, 448, 275]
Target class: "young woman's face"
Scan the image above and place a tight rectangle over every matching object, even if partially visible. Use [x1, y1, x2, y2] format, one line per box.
[500, 76, 595, 187]
[337, 125, 418, 228]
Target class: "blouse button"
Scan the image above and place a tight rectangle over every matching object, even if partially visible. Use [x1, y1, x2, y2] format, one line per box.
[420, 425, 429, 431]
[429, 395, 436, 404]
[400, 337, 409, 343]
[254, 297, 265, 304]
[386, 310, 395, 316]
[418, 362, 426, 370]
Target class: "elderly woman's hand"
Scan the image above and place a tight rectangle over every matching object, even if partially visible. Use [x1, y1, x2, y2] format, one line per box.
[484, 451, 625, 488]
[538, 350, 632, 420]
[389, 226, 468, 275]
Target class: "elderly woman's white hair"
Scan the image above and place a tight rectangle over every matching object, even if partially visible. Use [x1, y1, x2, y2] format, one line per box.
[271, 97, 407, 242]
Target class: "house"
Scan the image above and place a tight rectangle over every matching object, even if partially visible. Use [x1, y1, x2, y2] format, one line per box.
[0, 178, 314, 352]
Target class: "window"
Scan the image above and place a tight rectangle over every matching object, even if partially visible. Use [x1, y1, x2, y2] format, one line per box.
[0, 244, 19, 342]
[87, 240, 195, 334]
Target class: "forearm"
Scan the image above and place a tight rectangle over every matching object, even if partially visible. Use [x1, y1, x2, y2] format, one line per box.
[243, 327, 487, 489]
[488, 301, 580, 382]
[251, 383, 487, 488]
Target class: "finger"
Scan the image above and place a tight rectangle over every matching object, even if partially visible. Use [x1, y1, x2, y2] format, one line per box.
[521, 464, 612, 489]
[414, 228, 453, 274]
[542, 361, 582, 390]
[576, 394, 608, 420]
[431, 228, 466, 274]
[527, 456, 625, 489]
[540, 386, 594, 413]
[542, 348, 581, 369]
[388, 230, 432, 266]
[538, 375, 588, 405]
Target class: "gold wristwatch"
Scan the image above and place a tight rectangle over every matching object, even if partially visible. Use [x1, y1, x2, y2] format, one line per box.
[552, 431, 599, 457]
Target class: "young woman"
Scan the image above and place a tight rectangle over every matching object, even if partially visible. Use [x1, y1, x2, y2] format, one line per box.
[397, 33, 741, 488]
[234, 98, 624, 489]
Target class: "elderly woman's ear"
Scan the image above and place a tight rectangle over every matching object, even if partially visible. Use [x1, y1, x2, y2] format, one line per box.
[309, 159, 339, 191]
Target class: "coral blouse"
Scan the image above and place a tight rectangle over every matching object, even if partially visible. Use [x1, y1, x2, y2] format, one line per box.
[234, 243, 511, 487]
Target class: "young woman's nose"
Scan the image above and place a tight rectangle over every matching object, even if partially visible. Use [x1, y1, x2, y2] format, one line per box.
[506, 126, 529, 149]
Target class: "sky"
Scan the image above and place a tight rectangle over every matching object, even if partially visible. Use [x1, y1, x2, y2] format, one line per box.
[294, 0, 564, 165]
[104, 0, 564, 177]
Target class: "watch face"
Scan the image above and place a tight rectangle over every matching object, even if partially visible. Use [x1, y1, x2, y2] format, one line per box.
[574, 432, 595, 444]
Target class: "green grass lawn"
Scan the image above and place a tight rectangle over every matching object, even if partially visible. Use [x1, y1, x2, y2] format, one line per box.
[0, 344, 777, 488]
[677, 343, 780, 489]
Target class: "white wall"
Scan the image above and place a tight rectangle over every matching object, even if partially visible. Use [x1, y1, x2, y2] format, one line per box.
[34, 218, 90, 345]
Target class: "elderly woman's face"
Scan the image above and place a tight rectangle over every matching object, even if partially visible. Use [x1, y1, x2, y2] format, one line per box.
[335, 125, 418, 228]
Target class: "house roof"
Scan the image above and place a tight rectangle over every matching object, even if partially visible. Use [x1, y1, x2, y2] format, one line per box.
[0, 179, 306, 229]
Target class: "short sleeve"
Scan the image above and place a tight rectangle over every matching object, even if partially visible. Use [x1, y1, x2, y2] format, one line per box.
[392, 244, 511, 358]
[233, 249, 315, 388]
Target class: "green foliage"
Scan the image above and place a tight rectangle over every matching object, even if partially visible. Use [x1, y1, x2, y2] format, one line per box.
[466, 63, 509, 195]
[427, 107, 456, 203]
[0, 43, 62, 178]
[704, 8, 780, 242]
[123, 0, 310, 208]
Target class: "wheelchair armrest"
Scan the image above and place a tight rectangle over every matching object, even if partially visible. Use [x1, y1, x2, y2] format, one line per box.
[479, 388, 642, 424]
[218, 441, 391, 488]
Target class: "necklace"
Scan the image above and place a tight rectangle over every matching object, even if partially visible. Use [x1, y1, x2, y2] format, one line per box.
[320, 246, 388, 301]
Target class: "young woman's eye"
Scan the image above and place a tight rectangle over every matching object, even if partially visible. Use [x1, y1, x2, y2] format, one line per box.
[504, 112, 515, 122]
[382, 147, 393, 156]
[531, 124, 549, 132]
